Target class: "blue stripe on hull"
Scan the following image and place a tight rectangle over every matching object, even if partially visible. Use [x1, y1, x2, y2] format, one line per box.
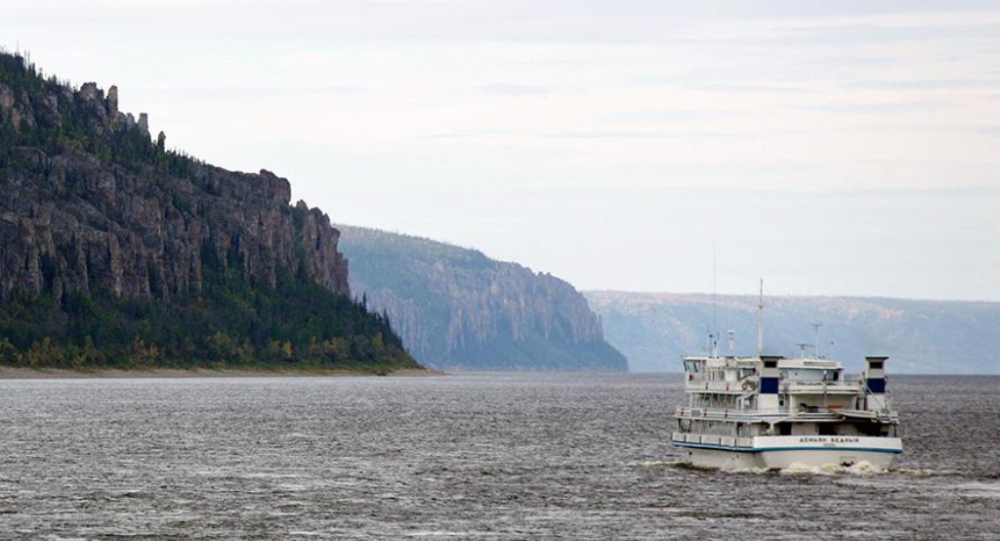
[673, 441, 903, 454]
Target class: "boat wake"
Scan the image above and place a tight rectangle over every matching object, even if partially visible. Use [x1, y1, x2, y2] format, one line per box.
[780, 461, 887, 476]
[638, 459, 960, 478]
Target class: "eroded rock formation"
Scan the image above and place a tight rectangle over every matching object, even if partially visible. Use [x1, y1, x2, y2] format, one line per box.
[0, 73, 349, 305]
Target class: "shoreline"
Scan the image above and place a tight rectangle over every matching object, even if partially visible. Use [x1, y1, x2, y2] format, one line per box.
[0, 367, 443, 380]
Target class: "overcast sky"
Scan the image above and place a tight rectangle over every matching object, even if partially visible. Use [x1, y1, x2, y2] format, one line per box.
[3, 1, 999, 301]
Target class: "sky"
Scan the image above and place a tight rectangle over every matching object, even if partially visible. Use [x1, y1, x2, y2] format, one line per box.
[2, 0, 999, 301]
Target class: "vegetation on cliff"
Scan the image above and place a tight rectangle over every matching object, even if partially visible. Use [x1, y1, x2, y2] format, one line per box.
[0, 48, 417, 371]
[338, 225, 627, 372]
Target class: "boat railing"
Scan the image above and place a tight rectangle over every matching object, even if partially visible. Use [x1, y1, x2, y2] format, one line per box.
[685, 379, 757, 393]
[675, 405, 897, 422]
[687, 379, 863, 395]
[672, 432, 753, 448]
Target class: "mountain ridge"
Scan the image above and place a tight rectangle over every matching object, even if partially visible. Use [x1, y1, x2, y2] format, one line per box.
[585, 290, 1000, 374]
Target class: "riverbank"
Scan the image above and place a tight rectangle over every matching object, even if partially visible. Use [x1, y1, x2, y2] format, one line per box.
[0, 367, 443, 379]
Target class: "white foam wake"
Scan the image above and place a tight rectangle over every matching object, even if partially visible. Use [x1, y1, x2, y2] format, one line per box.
[779, 461, 890, 476]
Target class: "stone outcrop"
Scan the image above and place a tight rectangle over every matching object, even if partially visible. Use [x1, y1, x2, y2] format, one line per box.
[0, 74, 350, 305]
[338, 226, 627, 371]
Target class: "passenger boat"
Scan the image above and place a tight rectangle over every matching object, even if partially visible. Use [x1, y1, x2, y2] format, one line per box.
[671, 285, 903, 470]
[672, 354, 903, 470]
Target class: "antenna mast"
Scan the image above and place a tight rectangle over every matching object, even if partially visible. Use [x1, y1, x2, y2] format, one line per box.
[811, 322, 823, 359]
[712, 240, 718, 351]
[756, 278, 764, 357]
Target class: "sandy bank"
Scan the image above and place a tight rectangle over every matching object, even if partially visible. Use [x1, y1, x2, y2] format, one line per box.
[0, 367, 443, 379]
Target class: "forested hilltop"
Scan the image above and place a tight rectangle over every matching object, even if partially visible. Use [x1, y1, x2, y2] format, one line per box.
[338, 225, 627, 372]
[0, 49, 417, 372]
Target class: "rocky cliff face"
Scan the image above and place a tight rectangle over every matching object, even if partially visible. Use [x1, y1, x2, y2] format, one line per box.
[0, 49, 415, 371]
[0, 70, 348, 305]
[339, 226, 627, 371]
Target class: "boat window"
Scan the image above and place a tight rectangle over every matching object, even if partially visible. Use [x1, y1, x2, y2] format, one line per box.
[783, 368, 830, 383]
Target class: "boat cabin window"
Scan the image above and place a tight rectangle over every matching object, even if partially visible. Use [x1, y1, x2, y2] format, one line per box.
[781, 368, 838, 383]
[819, 423, 838, 436]
[683, 360, 702, 373]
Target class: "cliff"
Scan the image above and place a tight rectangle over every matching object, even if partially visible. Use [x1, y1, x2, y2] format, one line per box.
[585, 291, 1000, 374]
[0, 49, 414, 370]
[338, 226, 628, 371]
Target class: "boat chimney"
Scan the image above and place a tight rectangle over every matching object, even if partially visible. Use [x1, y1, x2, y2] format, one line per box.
[758, 355, 783, 411]
[863, 356, 889, 411]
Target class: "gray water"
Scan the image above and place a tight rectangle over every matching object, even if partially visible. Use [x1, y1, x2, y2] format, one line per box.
[0, 374, 997, 540]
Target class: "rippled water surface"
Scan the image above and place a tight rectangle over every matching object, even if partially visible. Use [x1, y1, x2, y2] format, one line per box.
[0, 374, 998, 539]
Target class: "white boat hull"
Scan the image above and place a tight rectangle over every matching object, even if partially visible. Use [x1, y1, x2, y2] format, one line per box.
[673, 435, 902, 471]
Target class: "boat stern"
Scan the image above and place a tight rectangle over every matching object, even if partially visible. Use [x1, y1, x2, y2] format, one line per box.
[753, 435, 903, 470]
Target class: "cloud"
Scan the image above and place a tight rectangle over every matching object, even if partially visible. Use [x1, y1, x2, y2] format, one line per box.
[539, 130, 752, 140]
[844, 78, 1000, 90]
[150, 86, 370, 100]
[604, 109, 751, 123]
[802, 98, 952, 114]
[681, 83, 815, 94]
[416, 129, 513, 140]
[972, 126, 1000, 136]
[766, 22, 1000, 47]
[476, 83, 550, 97]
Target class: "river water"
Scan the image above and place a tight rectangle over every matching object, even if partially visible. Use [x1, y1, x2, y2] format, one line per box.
[0, 374, 997, 539]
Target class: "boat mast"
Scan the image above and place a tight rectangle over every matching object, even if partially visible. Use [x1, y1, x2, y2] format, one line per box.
[711, 240, 718, 359]
[811, 322, 823, 359]
[756, 278, 764, 357]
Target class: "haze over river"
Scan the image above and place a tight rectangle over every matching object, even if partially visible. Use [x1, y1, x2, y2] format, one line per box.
[0, 374, 997, 539]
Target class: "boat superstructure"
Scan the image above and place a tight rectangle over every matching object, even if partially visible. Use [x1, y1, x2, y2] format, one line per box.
[672, 353, 903, 470]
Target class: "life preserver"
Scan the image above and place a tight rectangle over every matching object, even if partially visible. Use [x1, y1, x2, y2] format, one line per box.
[742, 382, 749, 391]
